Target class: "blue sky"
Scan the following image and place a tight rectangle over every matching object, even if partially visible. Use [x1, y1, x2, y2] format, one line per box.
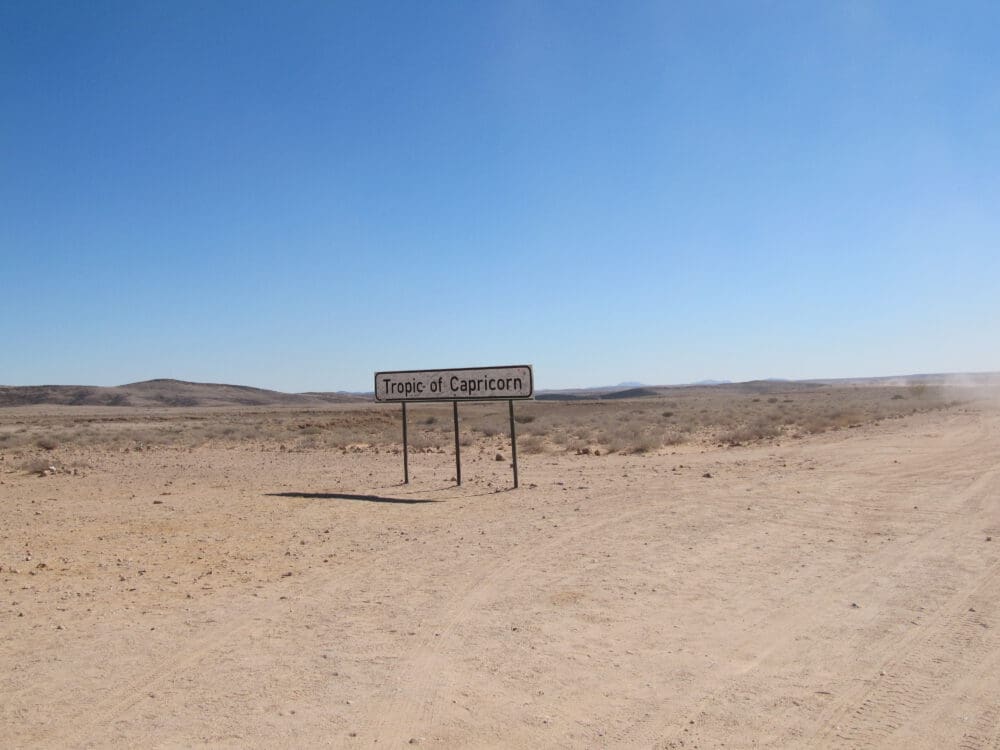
[3, 2, 998, 391]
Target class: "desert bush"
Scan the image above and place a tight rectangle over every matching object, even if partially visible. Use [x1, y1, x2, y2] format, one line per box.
[408, 433, 439, 451]
[522, 421, 549, 436]
[19, 458, 54, 475]
[36, 436, 59, 451]
[518, 435, 546, 454]
[629, 434, 661, 453]
[662, 431, 685, 446]
[719, 417, 782, 445]
[551, 431, 571, 446]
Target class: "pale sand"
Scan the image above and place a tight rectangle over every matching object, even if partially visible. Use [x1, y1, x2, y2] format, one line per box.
[2, 404, 999, 748]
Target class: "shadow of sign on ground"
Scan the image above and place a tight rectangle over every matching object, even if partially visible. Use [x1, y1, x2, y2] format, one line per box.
[265, 492, 442, 504]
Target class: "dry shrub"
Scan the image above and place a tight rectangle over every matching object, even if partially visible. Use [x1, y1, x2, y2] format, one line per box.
[408, 433, 439, 451]
[629, 434, 661, 454]
[719, 418, 782, 445]
[662, 431, 685, 446]
[518, 435, 546, 454]
[19, 458, 54, 475]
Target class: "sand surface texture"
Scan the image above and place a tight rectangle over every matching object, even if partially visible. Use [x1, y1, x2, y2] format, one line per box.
[2, 405, 999, 748]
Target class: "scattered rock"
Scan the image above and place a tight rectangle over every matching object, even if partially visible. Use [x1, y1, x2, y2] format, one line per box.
[702, 472, 712, 478]
[850, 602, 860, 609]
[281, 571, 292, 577]
[494, 453, 505, 461]
[152, 500, 163, 505]
[987, 536, 992, 542]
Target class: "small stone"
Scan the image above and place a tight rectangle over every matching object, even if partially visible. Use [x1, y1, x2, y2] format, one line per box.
[850, 602, 860, 609]
[702, 472, 712, 478]
[988, 536, 993, 542]
[152, 500, 163, 505]
[281, 571, 292, 577]
[495, 453, 505, 461]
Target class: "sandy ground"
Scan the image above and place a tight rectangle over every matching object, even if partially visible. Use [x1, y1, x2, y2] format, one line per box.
[2, 404, 999, 749]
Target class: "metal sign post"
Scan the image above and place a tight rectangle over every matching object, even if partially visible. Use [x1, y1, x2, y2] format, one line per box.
[401, 401, 409, 484]
[374, 365, 534, 489]
[452, 401, 461, 485]
[508, 399, 519, 489]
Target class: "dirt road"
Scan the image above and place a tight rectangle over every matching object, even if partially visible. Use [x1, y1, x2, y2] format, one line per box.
[2, 405, 999, 748]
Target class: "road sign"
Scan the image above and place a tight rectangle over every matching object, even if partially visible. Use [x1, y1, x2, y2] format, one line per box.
[374, 365, 533, 403]
[374, 364, 533, 489]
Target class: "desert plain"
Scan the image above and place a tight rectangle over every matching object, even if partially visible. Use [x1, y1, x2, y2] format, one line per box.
[2, 379, 999, 748]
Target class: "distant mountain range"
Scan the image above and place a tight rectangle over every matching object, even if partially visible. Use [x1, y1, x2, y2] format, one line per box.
[2, 372, 997, 408]
[0, 379, 367, 408]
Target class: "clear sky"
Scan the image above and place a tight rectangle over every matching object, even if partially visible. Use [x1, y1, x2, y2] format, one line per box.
[3, 2, 998, 392]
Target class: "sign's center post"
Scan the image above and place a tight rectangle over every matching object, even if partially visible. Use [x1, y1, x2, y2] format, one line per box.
[453, 400, 462, 485]
[401, 401, 409, 484]
[508, 399, 519, 489]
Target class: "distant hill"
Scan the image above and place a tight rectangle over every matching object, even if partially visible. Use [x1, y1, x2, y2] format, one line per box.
[4, 372, 997, 408]
[0, 379, 370, 408]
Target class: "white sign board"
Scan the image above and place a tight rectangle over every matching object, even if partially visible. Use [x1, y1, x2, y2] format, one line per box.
[374, 365, 534, 402]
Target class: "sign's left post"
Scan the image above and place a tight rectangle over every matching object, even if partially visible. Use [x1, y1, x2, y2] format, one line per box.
[401, 401, 409, 484]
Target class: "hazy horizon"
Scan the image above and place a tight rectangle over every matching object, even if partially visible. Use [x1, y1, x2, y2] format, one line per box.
[4, 368, 1000, 395]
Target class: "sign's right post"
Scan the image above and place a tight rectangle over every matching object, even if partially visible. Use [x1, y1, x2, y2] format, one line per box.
[508, 399, 519, 489]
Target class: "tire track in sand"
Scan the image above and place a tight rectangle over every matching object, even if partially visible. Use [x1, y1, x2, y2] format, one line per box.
[801, 465, 1000, 749]
[361, 499, 671, 747]
[621, 443, 1000, 749]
